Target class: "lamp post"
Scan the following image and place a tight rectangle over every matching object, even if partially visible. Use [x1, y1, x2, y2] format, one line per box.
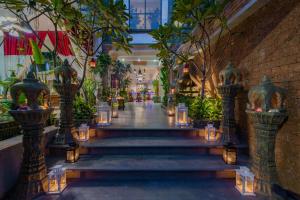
[246, 76, 287, 197]
[217, 63, 242, 144]
[53, 59, 78, 145]
[9, 70, 53, 200]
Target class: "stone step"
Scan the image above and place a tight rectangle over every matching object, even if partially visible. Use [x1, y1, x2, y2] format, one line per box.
[79, 137, 225, 156]
[94, 127, 199, 138]
[47, 155, 245, 181]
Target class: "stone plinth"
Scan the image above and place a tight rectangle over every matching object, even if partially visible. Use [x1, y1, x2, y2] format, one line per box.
[53, 60, 79, 145]
[9, 109, 52, 200]
[54, 84, 78, 144]
[217, 84, 242, 144]
[246, 110, 287, 196]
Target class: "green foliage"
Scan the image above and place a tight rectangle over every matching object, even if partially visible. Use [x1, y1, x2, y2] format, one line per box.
[190, 96, 222, 121]
[175, 93, 194, 112]
[160, 66, 169, 106]
[0, 71, 19, 98]
[112, 60, 132, 89]
[82, 78, 97, 106]
[92, 53, 112, 77]
[73, 96, 96, 122]
[152, 79, 159, 95]
[29, 39, 44, 65]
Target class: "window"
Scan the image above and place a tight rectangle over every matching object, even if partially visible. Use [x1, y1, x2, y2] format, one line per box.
[129, 0, 161, 31]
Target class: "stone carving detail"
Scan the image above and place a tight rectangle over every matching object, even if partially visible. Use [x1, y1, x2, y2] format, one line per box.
[217, 63, 242, 144]
[246, 76, 287, 197]
[248, 75, 286, 112]
[53, 59, 79, 145]
[219, 62, 241, 86]
[8, 69, 53, 200]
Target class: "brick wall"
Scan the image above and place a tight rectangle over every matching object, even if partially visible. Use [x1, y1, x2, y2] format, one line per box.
[212, 0, 300, 194]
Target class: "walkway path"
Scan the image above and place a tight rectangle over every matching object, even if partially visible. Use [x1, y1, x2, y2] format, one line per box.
[108, 102, 175, 129]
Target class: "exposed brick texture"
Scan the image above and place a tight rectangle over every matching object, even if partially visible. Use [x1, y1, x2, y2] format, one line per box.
[212, 0, 300, 194]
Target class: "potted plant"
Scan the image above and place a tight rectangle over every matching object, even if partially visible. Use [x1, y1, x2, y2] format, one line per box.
[190, 97, 222, 129]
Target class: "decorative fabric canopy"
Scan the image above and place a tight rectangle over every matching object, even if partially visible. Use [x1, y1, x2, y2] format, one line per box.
[4, 31, 73, 56]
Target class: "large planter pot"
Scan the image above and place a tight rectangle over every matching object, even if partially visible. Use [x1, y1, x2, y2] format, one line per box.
[0, 120, 20, 141]
[193, 119, 221, 129]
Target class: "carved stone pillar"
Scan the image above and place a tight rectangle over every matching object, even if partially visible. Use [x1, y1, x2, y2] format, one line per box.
[217, 63, 242, 144]
[53, 60, 79, 145]
[246, 76, 287, 197]
[9, 71, 52, 199]
[218, 84, 242, 144]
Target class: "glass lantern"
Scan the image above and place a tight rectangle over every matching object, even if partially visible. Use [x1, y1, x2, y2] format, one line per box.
[47, 165, 67, 194]
[205, 123, 218, 142]
[78, 124, 89, 142]
[111, 98, 119, 118]
[235, 166, 255, 196]
[223, 143, 237, 165]
[175, 103, 189, 127]
[66, 143, 79, 163]
[97, 102, 111, 126]
[167, 95, 175, 116]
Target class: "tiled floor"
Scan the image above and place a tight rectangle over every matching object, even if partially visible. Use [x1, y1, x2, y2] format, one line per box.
[107, 102, 178, 129]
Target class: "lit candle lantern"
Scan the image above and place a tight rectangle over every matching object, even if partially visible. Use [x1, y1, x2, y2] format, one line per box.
[175, 103, 189, 127]
[66, 143, 79, 163]
[78, 124, 89, 142]
[223, 143, 237, 165]
[111, 98, 119, 118]
[205, 123, 218, 142]
[235, 166, 255, 196]
[47, 165, 67, 194]
[89, 58, 96, 68]
[183, 64, 189, 74]
[167, 95, 175, 116]
[97, 102, 111, 126]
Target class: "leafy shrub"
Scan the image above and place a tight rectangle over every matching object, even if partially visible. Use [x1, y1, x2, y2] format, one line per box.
[73, 96, 96, 123]
[190, 97, 222, 121]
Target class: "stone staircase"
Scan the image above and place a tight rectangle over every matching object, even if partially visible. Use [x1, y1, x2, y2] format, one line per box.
[48, 127, 248, 182]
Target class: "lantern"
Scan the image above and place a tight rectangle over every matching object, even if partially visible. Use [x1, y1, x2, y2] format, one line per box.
[235, 167, 255, 196]
[183, 64, 189, 74]
[66, 143, 79, 163]
[223, 143, 237, 165]
[89, 58, 96, 68]
[175, 103, 189, 127]
[78, 124, 89, 142]
[111, 98, 119, 118]
[47, 165, 67, 194]
[167, 95, 175, 116]
[205, 123, 218, 142]
[97, 102, 111, 126]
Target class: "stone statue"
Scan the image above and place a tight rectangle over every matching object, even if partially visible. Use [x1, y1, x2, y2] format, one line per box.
[219, 62, 241, 86]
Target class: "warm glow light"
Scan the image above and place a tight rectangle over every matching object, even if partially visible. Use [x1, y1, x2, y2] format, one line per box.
[66, 144, 79, 163]
[175, 103, 189, 127]
[183, 64, 189, 74]
[78, 124, 90, 142]
[223, 143, 237, 165]
[48, 165, 67, 194]
[205, 123, 218, 142]
[89, 58, 96, 68]
[235, 167, 255, 196]
[97, 102, 111, 126]
[255, 107, 262, 112]
[111, 98, 119, 118]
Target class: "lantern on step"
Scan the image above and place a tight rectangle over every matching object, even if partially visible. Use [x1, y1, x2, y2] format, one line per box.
[111, 97, 119, 118]
[175, 103, 189, 127]
[66, 143, 79, 163]
[97, 102, 111, 126]
[223, 142, 237, 165]
[78, 124, 89, 142]
[235, 166, 255, 196]
[205, 123, 218, 142]
[47, 165, 67, 194]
